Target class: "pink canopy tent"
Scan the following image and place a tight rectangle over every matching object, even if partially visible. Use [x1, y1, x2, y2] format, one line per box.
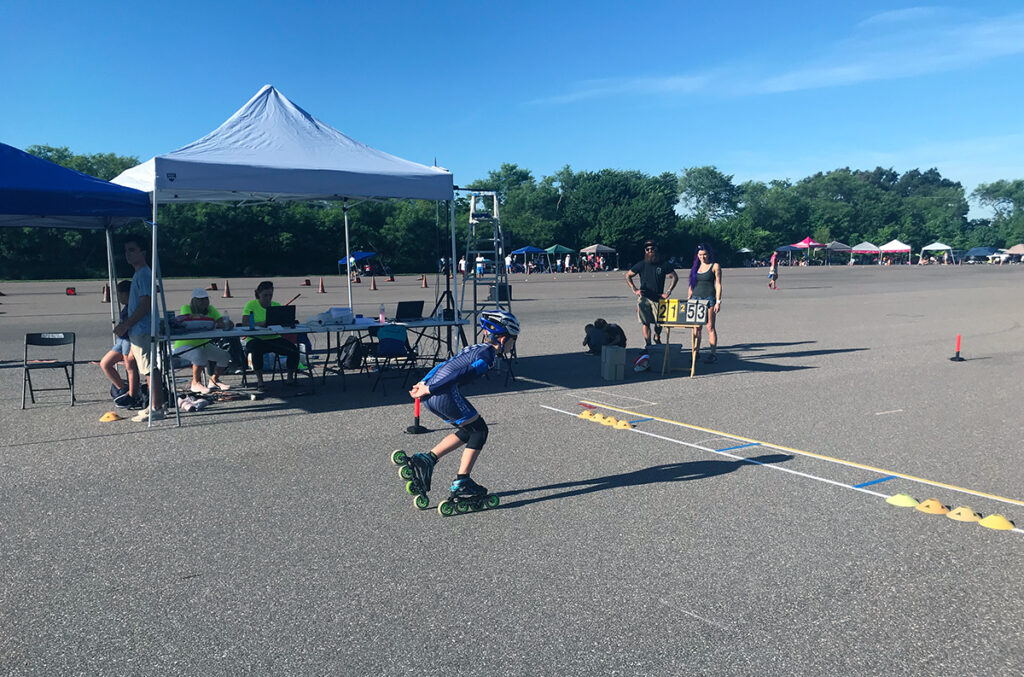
[792, 236, 825, 249]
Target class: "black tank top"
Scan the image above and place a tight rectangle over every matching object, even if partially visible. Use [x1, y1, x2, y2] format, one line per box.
[691, 267, 716, 298]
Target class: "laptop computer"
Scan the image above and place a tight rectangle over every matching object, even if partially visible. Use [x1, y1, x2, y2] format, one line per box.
[265, 304, 297, 328]
[394, 300, 425, 322]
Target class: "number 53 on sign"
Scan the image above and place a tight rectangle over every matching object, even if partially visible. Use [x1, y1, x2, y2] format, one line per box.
[658, 298, 709, 326]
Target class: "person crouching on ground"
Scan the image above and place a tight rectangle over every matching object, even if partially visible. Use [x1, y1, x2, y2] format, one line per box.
[173, 287, 234, 394]
[626, 240, 677, 348]
[404, 310, 520, 504]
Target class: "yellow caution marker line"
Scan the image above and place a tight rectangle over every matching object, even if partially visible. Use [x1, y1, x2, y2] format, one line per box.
[580, 400, 1024, 509]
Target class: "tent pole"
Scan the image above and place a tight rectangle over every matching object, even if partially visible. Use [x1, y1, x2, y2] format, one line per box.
[148, 203, 159, 426]
[450, 197, 462, 349]
[105, 223, 117, 329]
[343, 199, 353, 311]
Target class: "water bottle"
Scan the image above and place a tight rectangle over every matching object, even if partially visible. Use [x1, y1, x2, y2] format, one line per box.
[378, 304, 386, 324]
[222, 313, 231, 329]
[248, 311, 255, 330]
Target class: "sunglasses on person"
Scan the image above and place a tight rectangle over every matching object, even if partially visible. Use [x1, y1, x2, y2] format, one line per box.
[645, 246, 657, 251]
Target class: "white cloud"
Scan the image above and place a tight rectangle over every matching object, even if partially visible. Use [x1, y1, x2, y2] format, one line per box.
[530, 9, 1024, 103]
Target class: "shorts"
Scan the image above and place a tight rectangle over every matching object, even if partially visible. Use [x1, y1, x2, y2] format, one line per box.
[129, 335, 155, 375]
[423, 386, 478, 426]
[636, 296, 661, 327]
[768, 271, 777, 280]
[174, 342, 231, 368]
[112, 336, 131, 356]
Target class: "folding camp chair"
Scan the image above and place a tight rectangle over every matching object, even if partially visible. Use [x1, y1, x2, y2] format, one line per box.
[368, 325, 418, 394]
[22, 332, 76, 408]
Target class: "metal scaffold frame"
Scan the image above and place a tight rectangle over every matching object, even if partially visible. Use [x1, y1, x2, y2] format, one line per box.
[460, 191, 512, 342]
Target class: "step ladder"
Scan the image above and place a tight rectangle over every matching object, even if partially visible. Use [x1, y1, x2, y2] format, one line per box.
[461, 191, 512, 343]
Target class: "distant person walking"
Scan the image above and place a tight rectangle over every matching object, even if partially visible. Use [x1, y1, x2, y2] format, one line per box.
[768, 251, 779, 290]
[625, 240, 677, 348]
[688, 243, 722, 363]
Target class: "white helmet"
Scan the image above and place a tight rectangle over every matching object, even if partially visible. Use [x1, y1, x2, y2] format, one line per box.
[478, 309, 520, 337]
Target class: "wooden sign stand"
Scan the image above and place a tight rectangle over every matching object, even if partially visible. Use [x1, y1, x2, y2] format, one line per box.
[657, 299, 710, 378]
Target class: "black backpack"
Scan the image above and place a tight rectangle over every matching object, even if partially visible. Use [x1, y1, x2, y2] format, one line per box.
[339, 336, 364, 369]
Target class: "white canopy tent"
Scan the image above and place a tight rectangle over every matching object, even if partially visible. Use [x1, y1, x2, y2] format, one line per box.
[879, 239, 912, 265]
[850, 241, 879, 265]
[113, 86, 455, 423]
[113, 84, 454, 314]
[920, 241, 952, 264]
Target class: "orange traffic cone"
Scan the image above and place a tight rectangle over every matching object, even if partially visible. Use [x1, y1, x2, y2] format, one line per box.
[370, 276, 378, 290]
[207, 282, 218, 291]
[222, 280, 233, 298]
[301, 279, 311, 287]
[421, 274, 428, 289]
[317, 277, 326, 293]
[102, 283, 110, 303]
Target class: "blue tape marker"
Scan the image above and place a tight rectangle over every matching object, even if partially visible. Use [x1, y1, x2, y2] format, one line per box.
[853, 475, 897, 488]
[629, 417, 654, 425]
[716, 442, 761, 452]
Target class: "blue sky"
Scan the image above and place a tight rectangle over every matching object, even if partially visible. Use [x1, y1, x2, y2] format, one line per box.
[2, 1, 1022, 214]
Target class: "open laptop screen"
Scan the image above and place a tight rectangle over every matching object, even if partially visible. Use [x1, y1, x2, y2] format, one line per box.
[265, 304, 297, 328]
[394, 300, 424, 321]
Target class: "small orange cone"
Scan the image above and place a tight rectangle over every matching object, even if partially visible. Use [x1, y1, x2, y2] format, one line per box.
[421, 274, 428, 289]
[301, 279, 311, 287]
[222, 280, 233, 298]
[207, 282, 218, 291]
[317, 277, 326, 293]
[370, 276, 378, 290]
[102, 283, 110, 303]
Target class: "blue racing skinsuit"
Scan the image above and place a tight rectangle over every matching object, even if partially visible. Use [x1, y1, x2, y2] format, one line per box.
[420, 343, 496, 425]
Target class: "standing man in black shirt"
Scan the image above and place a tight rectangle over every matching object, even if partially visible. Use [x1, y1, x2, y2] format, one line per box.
[625, 240, 677, 348]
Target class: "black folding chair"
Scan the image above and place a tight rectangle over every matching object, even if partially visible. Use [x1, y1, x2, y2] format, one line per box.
[22, 332, 76, 408]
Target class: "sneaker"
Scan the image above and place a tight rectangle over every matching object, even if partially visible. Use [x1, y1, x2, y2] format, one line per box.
[450, 477, 488, 497]
[190, 382, 211, 394]
[209, 380, 231, 391]
[409, 453, 435, 493]
[113, 392, 135, 408]
[131, 407, 166, 422]
[110, 384, 128, 400]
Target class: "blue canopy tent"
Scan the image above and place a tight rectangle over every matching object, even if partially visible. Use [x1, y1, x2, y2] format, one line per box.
[0, 142, 151, 325]
[965, 246, 999, 260]
[775, 244, 801, 265]
[337, 250, 376, 275]
[510, 245, 547, 273]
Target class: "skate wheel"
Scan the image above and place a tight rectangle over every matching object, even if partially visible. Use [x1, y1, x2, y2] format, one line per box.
[405, 480, 419, 495]
[438, 500, 455, 517]
[399, 465, 415, 480]
[413, 494, 430, 510]
[391, 449, 408, 466]
[484, 494, 500, 509]
[456, 502, 471, 514]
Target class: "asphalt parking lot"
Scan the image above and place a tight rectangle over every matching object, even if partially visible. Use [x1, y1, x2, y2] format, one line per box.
[1, 264, 1022, 675]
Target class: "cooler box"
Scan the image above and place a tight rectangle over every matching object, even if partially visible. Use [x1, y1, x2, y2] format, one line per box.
[601, 345, 626, 381]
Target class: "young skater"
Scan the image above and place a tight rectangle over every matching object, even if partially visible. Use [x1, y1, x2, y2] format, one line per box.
[404, 309, 520, 505]
[768, 251, 779, 290]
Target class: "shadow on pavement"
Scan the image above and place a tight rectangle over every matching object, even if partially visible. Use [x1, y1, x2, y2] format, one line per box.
[496, 453, 792, 510]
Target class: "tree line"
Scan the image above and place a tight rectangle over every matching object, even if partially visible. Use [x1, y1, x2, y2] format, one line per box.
[2, 145, 1023, 280]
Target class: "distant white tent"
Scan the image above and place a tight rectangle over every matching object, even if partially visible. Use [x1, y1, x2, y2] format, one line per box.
[851, 241, 879, 253]
[880, 239, 912, 265]
[920, 241, 952, 264]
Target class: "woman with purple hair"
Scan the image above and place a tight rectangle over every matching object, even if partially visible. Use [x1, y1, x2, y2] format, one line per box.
[687, 244, 723, 363]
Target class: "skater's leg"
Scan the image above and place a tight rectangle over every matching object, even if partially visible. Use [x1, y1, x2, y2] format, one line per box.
[458, 447, 482, 475]
[430, 431, 467, 460]
[100, 350, 126, 390]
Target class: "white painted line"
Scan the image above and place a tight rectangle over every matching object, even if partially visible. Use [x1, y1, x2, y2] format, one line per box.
[874, 409, 904, 416]
[585, 390, 659, 405]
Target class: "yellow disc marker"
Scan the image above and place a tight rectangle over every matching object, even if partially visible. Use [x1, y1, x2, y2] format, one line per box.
[579, 410, 594, 420]
[978, 514, 1015, 531]
[614, 419, 632, 430]
[915, 498, 949, 515]
[601, 416, 618, 426]
[886, 493, 919, 508]
[591, 414, 605, 423]
[99, 411, 124, 422]
[946, 506, 981, 522]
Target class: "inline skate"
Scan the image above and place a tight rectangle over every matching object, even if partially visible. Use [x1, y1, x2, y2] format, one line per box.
[391, 449, 435, 510]
[437, 477, 499, 516]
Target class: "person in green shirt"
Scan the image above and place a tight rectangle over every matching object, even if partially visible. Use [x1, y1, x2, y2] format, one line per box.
[242, 280, 300, 389]
[173, 288, 234, 394]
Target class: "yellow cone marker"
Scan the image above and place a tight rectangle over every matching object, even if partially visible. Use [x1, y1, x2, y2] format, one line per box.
[886, 493, 919, 508]
[591, 413, 605, 423]
[978, 514, 1015, 531]
[947, 506, 981, 522]
[915, 498, 949, 515]
[601, 416, 617, 426]
[579, 410, 594, 420]
[614, 419, 632, 430]
[99, 411, 124, 422]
